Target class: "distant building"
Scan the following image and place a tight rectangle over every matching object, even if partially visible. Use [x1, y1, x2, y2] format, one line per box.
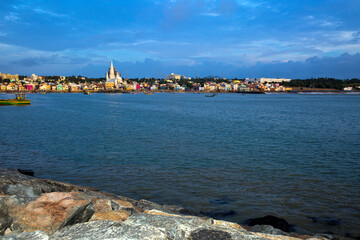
[106, 60, 123, 87]
[166, 73, 181, 80]
[246, 78, 291, 83]
[0, 72, 19, 81]
[30, 74, 38, 81]
[181, 75, 191, 80]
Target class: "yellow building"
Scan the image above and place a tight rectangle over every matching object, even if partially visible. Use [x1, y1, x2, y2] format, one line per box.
[0, 73, 19, 81]
[105, 82, 115, 89]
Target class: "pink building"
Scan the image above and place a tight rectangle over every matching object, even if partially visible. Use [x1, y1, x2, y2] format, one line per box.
[26, 84, 34, 91]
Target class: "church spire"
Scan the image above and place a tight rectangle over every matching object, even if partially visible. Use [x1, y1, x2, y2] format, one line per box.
[111, 60, 113, 69]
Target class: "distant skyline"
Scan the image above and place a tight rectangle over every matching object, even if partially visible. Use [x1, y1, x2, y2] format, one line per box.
[0, 0, 360, 79]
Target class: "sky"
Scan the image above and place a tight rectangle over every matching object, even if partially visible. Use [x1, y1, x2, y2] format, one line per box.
[0, 0, 360, 79]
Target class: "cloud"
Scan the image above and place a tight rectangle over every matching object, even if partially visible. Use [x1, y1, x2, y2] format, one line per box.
[4, 12, 20, 22]
[75, 53, 360, 79]
[33, 8, 68, 18]
[201, 12, 220, 17]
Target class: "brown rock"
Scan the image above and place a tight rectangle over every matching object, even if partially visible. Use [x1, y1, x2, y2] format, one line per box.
[11, 192, 91, 234]
[90, 210, 130, 221]
[111, 199, 133, 209]
[212, 219, 247, 231]
[93, 199, 112, 212]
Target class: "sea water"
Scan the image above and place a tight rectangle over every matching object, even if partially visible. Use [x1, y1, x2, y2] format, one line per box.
[0, 93, 359, 236]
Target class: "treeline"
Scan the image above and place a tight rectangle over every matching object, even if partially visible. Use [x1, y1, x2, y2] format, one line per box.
[282, 78, 360, 90]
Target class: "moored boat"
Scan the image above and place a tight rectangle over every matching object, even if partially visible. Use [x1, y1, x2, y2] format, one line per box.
[0, 94, 31, 105]
[205, 93, 217, 97]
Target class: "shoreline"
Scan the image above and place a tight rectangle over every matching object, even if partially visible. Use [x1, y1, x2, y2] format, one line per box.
[0, 167, 357, 240]
[1, 89, 359, 95]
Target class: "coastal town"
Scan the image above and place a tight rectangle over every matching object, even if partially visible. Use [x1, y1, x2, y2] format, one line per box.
[1, 62, 359, 93]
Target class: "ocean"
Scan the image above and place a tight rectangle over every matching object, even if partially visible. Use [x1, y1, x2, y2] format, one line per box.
[1, 92, 359, 236]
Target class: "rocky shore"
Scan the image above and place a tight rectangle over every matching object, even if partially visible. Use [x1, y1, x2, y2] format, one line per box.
[0, 167, 355, 240]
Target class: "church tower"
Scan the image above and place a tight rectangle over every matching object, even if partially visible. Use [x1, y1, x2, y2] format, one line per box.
[106, 60, 123, 86]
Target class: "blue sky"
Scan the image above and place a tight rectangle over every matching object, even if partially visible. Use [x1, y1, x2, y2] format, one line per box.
[0, 0, 360, 78]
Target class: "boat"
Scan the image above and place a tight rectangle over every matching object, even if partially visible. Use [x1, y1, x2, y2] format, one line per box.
[205, 93, 217, 97]
[0, 94, 31, 105]
[84, 91, 91, 95]
[144, 92, 153, 95]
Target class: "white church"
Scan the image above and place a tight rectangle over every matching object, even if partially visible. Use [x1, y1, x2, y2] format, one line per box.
[106, 60, 124, 87]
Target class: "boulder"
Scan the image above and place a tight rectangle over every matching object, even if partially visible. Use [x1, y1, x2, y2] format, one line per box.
[0, 198, 11, 235]
[0, 231, 48, 240]
[126, 212, 212, 239]
[189, 229, 232, 240]
[93, 199, 112, 212]
[10, 192, 92, 234]
[17, 169, 34, 177]
[50, 220, 168, 240]
[246, 215, 290, 232]
[251, 225, 289, 236]
[136, 199, 199, 216]
[90, 210, 130, 222]
[0, 167, 98, 198]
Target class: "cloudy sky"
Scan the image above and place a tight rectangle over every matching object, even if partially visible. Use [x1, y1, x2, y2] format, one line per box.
[0, 0, 360, 78]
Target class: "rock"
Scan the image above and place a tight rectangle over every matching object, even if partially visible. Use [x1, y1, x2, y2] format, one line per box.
[136, 199, 199, 216]
[50, 220, 168, 240]
[17, 169, 34, 177]
[90, 210, 130, 221]
[251, 225, 289, 236]
[93, 199, 112, 212]
[65, 202, 95, 226]
[10, 192, 92, 234]
[0, 167, 98, 198]
[246, 215, 290, 232]
[212, 219, 247, 231]
[0, 231, 49, 240]
[111, 199, 134, 209]
[127, 211, 292, 240]
[189, 229, 232, 240]
[0, 198, 11, 235]
[312, 233, 355, 240]
[126, 212, 213, 239]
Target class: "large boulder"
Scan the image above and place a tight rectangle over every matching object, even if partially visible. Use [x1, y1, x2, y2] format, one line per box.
[136, 199, 199, 216]
[0, 168, 98, 198]
[246, 215, 290, 232]
[90, 210, 130, 222]
[0, 198, 11, 235]
[251, 225, 289, 236]
[50, 220, 168, 240]
[0, 231, 48, 240]
[188, 229, 232, 240]
[9, 192, 93, 234]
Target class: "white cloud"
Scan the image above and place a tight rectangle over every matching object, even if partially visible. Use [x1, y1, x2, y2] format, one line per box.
[33, 8, 68, 18]
[201, 12, 220, 17]
[4, 13, 20, 22]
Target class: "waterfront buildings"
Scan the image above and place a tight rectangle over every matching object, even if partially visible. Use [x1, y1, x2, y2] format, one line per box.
[246, 78, 291, 83]
[166, 73, 181, 80]
[0, 72, 19, 81]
